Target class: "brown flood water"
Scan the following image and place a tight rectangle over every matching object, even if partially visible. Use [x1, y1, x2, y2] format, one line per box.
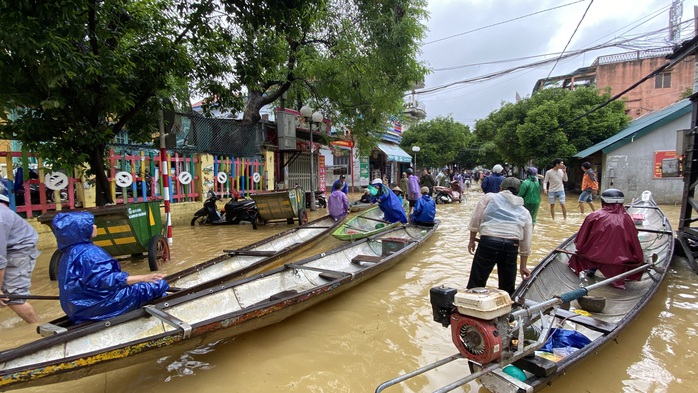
[1, 189, 696, 393]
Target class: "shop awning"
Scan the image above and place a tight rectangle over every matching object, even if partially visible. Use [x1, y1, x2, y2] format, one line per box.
[377, 143, 412, 163]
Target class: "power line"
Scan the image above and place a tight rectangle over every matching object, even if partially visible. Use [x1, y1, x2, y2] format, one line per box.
[413, 21, 691, 97]
[423, 0, 588, 46]
[546, 0, 594, 79]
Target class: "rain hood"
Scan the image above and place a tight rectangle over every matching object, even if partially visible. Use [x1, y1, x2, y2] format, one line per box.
[52, 212, 169, 323]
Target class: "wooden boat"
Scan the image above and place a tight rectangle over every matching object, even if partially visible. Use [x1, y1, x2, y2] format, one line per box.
[0, 222, 439, 391]
[376, 191, 674, 393]
[333, 206, 402, 241]
[349, 201, 372, 212]
[166, 214, 345, 291]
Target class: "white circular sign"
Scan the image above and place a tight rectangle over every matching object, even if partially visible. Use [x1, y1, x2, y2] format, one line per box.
[45, 172, 69, 191]
[253, 172, 261, 183]
[217, 172, 228, 184]
[115, 171, 133, 188]
[178, 171, 192, 185]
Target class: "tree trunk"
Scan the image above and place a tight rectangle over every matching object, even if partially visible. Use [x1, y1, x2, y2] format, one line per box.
[88, 144, 113, 206]
[241, 91, 265, 126]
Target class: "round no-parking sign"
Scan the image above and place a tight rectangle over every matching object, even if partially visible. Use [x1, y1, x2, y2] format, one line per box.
[115, 171, 133, 188]
[178, 171, 192, 185]
[45, 172, 69, 191]
[253, 172, 261, 183]
[217, 172, 228, 184]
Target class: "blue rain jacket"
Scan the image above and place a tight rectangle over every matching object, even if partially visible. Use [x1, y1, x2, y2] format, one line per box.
[53, 211, 169, 323]
[409, 195, 436, 224]
[375, 184, 408, 224]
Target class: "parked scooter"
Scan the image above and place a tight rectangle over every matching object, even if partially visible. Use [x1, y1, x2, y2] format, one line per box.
[433, 180, 465, 204]
[305, 191, 327, 209]
[191, 189, 258, 229]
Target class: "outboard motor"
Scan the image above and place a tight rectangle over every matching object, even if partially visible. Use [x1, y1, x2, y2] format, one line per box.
[431, 286, 513, 364]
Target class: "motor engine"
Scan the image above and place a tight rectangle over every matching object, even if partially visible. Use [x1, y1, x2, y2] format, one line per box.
[430, 286, 513, 364]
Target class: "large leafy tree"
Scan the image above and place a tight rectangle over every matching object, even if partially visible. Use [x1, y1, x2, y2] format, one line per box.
[399, 116, 471, 169]
[0, 0, 428, 205]
[221, 0, 428, 155]
[473, 87, 629, 168]
[0, 0, 236, 205]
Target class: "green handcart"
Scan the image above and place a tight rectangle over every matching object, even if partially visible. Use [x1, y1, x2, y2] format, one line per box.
[250, 187, 308, 226]
[38, 201, 170, 281]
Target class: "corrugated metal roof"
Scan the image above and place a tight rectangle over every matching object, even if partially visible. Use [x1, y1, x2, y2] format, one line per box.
[574, 99, 692, 158]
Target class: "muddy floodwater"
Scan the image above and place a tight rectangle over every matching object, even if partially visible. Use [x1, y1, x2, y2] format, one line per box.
[1, 189, 696, 393]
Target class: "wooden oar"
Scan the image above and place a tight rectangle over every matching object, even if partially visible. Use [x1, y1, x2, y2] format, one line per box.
[0, 294, 60, 300]
[0, 285, 184, 301]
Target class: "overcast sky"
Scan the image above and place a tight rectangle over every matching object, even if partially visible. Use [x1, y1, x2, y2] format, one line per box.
[417, 0, 698, 127]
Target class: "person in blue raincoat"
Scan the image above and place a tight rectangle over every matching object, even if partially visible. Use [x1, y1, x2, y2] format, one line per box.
[369, 178, 408, 224]
[52, 211, 169, 323]
[409, 187, 436, 226]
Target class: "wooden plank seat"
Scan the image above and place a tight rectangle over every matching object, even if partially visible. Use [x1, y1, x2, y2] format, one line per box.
[223, 250, 277, 256]
[351, 255, 383, 265]
[269, 290, 299, 301]
[552, 308, 618, 334]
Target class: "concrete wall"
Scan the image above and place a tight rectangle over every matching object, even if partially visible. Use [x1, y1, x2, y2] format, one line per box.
[602, 113, 688, 204]
[597, 56, 694, 120]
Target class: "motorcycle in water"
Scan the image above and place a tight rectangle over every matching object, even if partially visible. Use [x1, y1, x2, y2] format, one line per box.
[191, 189, 259, 229]
[433, 180, 465, 204]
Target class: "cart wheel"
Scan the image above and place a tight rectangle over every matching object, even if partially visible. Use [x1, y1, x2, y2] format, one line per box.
[252, 212, 258, 230]
[191, 216, 208, 226]
[48, 250, 63, 281]
[148, 234, 170, 271]
[298, 208, 309, 226]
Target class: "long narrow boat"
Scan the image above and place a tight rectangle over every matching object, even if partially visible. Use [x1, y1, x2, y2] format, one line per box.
[32, 215, 345, 340]
[0, 222, 439, 391]
[333, 206, 402, 241]
[376, 191, 674, 393]
[166, 214, 345, 291]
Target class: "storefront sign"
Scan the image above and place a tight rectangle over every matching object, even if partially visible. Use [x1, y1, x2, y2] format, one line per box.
[359, 156, 369, 187]
[654, 150, 680, 178]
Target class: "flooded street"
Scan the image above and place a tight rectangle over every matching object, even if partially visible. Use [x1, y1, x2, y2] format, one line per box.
[1, 189, 696, 393]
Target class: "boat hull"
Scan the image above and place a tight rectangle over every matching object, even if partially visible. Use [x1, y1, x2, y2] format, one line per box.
[0, 223, 439, 390]
[333, 206, 402, 241]
[477, 195, 674, 392]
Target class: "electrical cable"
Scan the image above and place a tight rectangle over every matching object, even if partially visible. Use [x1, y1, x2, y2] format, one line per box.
[546, 0, 594, 79]
[423, 0, 587, 46]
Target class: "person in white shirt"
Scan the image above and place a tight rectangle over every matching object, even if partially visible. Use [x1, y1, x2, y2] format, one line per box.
[467, 177, 532, 295]
[543, 158, 568, 220]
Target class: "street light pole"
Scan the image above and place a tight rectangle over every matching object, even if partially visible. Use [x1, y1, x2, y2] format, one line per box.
[412, 146, 420, 170]
[300, 106, 323, 211]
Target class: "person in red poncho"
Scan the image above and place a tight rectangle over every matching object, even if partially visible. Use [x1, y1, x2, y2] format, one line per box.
[568, 188, 644, 290]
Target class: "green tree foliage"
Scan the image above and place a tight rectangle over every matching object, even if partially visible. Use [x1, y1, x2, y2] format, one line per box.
[0, 0, 428, 205]
[473, 87, 628, 168]
[399, 116, 471, 169]
[0, 0, 236, 205]
[223, 0, 429, 155]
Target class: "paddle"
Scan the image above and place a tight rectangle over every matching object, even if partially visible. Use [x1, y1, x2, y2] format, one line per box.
[0, 294, 60, 301]
[0, 285, 183, 301]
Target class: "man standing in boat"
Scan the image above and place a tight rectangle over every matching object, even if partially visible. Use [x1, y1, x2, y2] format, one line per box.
[467, 177, 532, 296]
[52, 211, 170, 322]
[568, 189, 644, 290]
[0, 183, 41, 324]
[369, 178, 408, 224]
